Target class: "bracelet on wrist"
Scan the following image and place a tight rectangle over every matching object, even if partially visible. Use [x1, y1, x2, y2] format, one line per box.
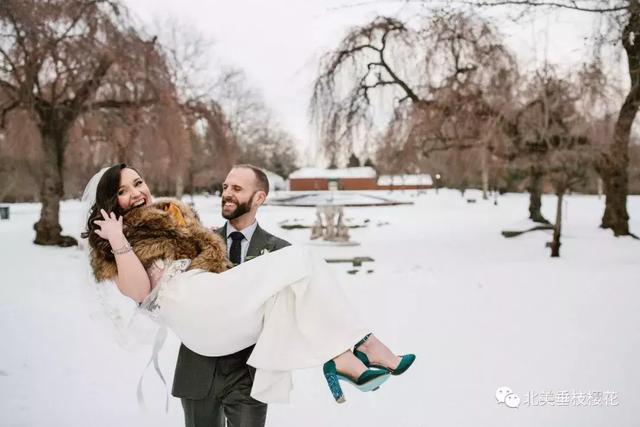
[111, 242, 133, 255]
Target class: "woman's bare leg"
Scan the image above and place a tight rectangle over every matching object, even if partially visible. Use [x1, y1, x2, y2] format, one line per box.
[357, 334, 402, 370]
[332, 350, 368, 378]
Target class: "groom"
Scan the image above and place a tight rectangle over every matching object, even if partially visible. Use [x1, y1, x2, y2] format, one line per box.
[172, 164, 290, 427]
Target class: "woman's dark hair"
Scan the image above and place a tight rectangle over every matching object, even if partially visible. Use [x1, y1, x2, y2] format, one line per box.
[82, 163, 141, 259]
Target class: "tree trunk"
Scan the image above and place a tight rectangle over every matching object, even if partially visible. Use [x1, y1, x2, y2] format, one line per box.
[600, 86, 633, 235]
[33, 130, 77, 247]
[481, 146, 489, 200]
[550, 190, 564, 258]
[116, 141, 126, 163]
[188, 166, 195, 195]
[600, 5, 640, 236]
[528, 169, 549, 224]
[175, 174, 184, 199]
[600, 163, 629, 236]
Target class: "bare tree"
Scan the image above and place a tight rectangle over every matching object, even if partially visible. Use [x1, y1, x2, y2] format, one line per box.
[312, 10, 516, 162]
[460, 0, 637, 236]
[212, 68, 298, 178]
[153, 21, 239, 194]
[0, 109, 42, 201]
[185, 100, 238, 192]
[548, 145, 593, 256]
[510, 66, 595, 254]
[0, 0, 173, 246]
[311, 8, 519, 203]
[236, 122, 299, 178]
[211, 69, 267, 146]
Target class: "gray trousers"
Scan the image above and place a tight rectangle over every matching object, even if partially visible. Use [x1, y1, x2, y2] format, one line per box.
[180, 354, 267, 427]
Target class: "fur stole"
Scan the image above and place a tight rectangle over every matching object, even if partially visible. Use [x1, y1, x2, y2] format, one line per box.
[90, 198, 229, 282]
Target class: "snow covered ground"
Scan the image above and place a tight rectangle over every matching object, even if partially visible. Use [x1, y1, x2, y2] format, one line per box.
[1, 189, 639, 427]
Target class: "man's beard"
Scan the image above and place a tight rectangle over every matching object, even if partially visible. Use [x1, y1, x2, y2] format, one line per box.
[221, 196, 253, 220]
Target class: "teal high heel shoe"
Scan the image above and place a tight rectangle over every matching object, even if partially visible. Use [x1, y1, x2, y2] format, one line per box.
[353, 333, 416, 376]
[322, 360, 390, 403]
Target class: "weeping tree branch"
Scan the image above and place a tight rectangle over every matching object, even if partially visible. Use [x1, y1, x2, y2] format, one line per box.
[0, 0, 178, 246]
[462, 0, 628, 13]
[311, 10, 516, 167]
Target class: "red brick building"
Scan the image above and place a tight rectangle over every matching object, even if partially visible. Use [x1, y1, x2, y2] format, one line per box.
[288, 168, 434, 191]
[289, 167, 378, 191]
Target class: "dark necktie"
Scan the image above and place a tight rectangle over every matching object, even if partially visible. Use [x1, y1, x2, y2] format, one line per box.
[229, 231, 245, 265]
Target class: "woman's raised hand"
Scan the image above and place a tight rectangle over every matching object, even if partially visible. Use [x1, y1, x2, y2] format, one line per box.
[93, 209, 124, 241]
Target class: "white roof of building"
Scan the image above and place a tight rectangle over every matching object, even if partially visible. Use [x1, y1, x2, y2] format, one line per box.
[289, 167, 377, 179]
[263, 170, 285, 190]
[377, 174, 433, 186]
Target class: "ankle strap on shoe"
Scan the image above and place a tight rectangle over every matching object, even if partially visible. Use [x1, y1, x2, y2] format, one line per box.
[354, 333, 372, 350]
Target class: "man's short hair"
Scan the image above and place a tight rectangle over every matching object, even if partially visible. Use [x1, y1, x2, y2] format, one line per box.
[233, 164, 270, 195]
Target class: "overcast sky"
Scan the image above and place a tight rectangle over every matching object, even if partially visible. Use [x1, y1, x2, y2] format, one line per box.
[124, 0, 606, 166]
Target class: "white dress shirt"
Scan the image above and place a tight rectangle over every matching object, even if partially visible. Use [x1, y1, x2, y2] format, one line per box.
[225, 220, 258, 263]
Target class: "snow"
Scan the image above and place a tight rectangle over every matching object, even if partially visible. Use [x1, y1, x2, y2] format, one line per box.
[1, 190, 639, 427]
[377, 174, 434, 186]
[267, 191, 413, 207]
[289, 167, 377, 179]
[263, 170, 286, 191]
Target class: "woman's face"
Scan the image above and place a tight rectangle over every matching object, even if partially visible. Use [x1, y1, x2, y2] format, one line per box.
[117, 168, 151, 210]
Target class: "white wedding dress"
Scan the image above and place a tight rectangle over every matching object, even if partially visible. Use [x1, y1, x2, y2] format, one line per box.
[139, 245, 368, 403]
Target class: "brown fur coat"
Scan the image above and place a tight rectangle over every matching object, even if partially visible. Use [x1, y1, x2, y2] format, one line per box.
[90, 198, 230, 282]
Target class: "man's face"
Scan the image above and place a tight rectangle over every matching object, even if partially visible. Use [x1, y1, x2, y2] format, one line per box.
[221, 168, 261, 220]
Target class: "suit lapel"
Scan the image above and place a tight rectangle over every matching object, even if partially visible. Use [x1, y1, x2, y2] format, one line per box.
[217, 223, 227, 244]
[246, 224, 268, 259]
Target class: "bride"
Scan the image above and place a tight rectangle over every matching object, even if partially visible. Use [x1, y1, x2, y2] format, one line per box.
[82, 163, 415, 404]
